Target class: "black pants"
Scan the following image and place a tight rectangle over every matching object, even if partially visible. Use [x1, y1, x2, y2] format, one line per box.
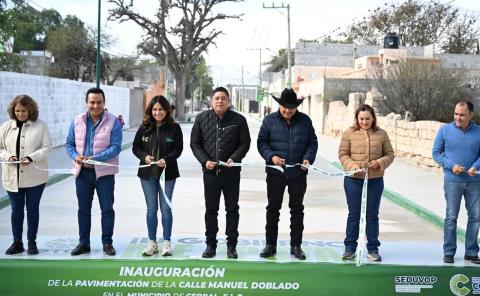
[265, 174, 307, 246]
[203, 172, 240, 247]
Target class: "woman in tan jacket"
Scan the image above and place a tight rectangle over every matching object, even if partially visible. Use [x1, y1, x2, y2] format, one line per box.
[0, 95, 52, 255]
[338, 104, 394, 262]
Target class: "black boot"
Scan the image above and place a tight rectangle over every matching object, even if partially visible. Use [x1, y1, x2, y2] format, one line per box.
[5, 240, 24, 255]
[71, 244, 91, 256]
[103, 244, 116, 256]
[202, 245, 216, 258]
[227, 245, 238, 259]
[27, 241, 39, 255]
[290, 245, 306, 260]
[260, 244, 276, 258]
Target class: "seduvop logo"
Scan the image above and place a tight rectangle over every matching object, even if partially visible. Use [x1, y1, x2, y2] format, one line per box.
[394, 275, 437, 294]
[450, 274, 471, 296]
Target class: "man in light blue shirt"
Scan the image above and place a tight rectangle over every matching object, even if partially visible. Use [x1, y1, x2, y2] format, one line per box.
[66, 87, 122, 256]
[433, 100, 480, 264]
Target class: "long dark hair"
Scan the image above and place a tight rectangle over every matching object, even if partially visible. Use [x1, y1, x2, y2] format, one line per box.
[141, 95, 174, 134]
[353, 104, 377, 131]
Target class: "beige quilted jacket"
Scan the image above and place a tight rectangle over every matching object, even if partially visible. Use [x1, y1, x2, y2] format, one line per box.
[338, 127, 395, 179]
[0, 119, 52, 192]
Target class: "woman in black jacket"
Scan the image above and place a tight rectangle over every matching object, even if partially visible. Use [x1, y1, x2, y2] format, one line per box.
[132, 96, 183, 256]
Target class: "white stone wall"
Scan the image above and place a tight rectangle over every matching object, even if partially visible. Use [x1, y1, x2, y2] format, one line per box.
[0, 72, 130, 147]
[324, 95, 444, 171]
[295, 42, 425, 67]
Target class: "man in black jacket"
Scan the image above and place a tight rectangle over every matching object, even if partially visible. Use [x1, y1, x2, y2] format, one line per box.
[257, 88, 318, 260]
[190, 87, 251, 259]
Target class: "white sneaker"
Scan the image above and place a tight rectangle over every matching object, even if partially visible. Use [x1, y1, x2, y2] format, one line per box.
[162, 240, 172, 256]
[142, 240, 158, 256]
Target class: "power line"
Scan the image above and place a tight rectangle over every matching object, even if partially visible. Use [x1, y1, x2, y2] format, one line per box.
[10, 0, 42, 12]
[263, 2, 292, 87]
[25, 0, 45, 11]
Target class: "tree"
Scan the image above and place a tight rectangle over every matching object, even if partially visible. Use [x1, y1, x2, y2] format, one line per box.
[0, 0, 22, 70]
[103, 55, 143, 85]
[108, 0, 242, 120]
[264, 48, 294, 73]
[47, 15, 97, 81]
[442, 13, 479, 54]
[342, 0, 478, 53]
[8, 5, 62, 52]
[371, 62, 474, 122]
[186, 56, 214, 107]
[319, 36, 352, 44]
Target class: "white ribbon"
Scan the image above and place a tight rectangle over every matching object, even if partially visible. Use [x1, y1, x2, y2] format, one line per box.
[219, 161, 364, 177]
[0, 160, 76, 175]
[0, 158, 173, 209]
[83, 159, 156, 169]
[356, 170, 369, 267]
[0, 160, 28, 164]
[218, 160, 284, 172]
[84, 159, 172, 209]
[159, 164, 173, 209]
[4, 158, 369, 257]
[306, 164, 364, 177]
[32, 163, 76, 175]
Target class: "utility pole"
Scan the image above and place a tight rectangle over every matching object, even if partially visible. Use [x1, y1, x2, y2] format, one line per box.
[95, 0, 101, 88]
[263, 2, 291, 88]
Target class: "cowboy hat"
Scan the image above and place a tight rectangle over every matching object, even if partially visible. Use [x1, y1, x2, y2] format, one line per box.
[272, 88, 304, 109]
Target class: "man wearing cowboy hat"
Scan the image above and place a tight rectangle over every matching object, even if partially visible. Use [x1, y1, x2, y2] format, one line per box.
[257, 88, 318, 260]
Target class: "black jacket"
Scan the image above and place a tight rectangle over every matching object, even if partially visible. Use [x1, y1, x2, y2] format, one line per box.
[190, 109, 251, 175]
[132, 122, 183, 180]
[257, 111, 318, 179]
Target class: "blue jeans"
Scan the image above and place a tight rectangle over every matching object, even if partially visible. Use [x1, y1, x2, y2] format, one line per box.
[344, 176, 384, 252]
[75, 168, 115, 245]
[8, 183, 46, 241]
[140, 176, 176, 241]
[443, 181, 480, 256]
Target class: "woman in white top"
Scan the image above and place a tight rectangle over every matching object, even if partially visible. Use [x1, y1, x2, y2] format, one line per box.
[0, 95, 52, 255]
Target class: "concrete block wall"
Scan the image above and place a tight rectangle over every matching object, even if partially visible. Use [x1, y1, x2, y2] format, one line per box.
[323, 78, 372, 100]
[295, 42, 425, 67]
[324, 93, 444, 171]
[436, 54, 480, 70]
[0, 72, 130, 147]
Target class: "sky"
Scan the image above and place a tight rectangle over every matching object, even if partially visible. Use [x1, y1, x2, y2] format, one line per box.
[24, 0, 480, 86]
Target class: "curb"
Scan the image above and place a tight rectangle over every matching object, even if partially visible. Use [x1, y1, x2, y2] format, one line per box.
[0, 139, 135, 210]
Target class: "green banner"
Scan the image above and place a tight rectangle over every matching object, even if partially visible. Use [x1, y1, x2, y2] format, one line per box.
[1, 259, 480, 295]
[256, 87, 264, 102]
